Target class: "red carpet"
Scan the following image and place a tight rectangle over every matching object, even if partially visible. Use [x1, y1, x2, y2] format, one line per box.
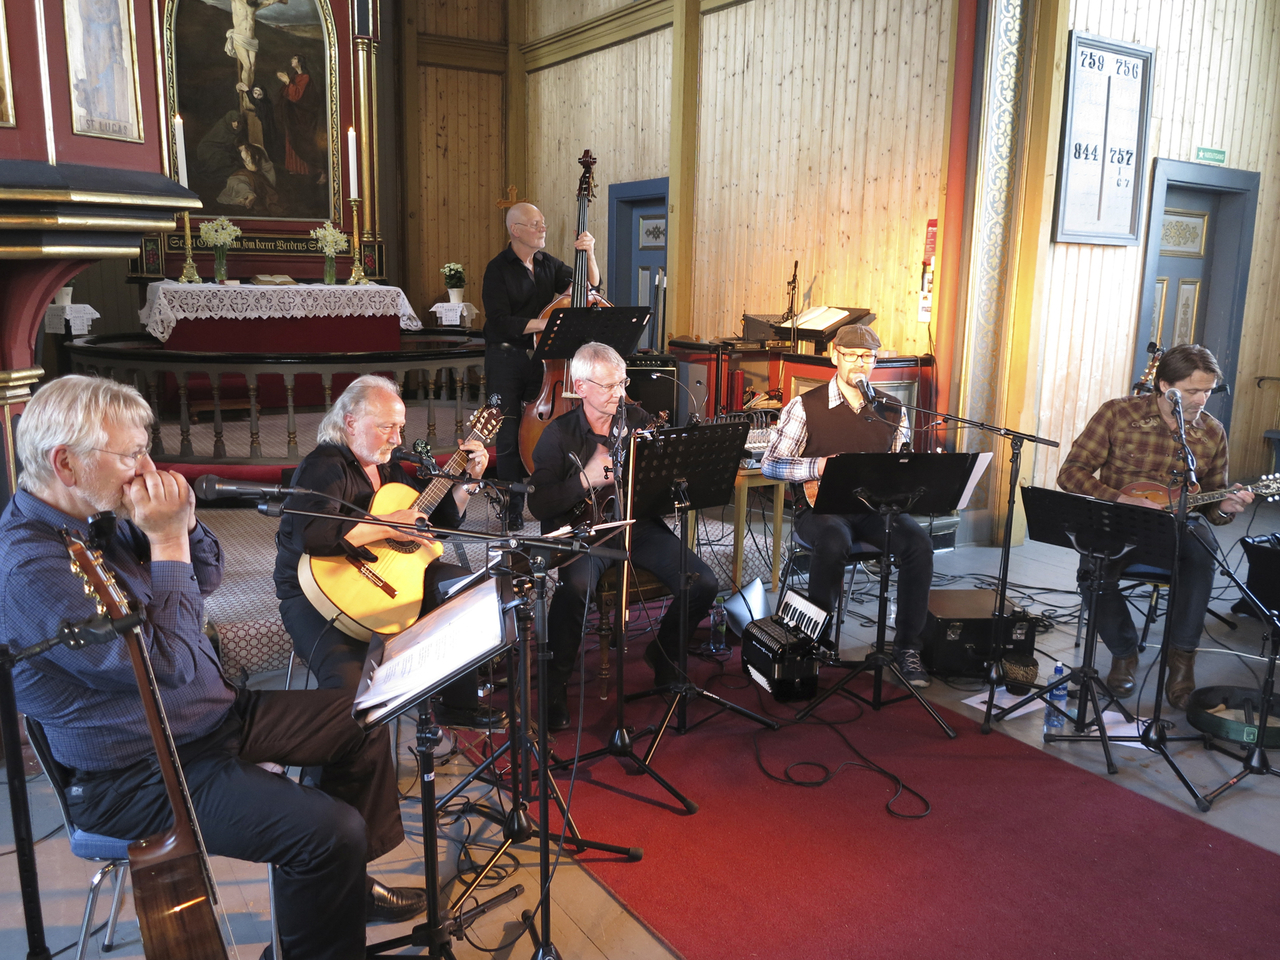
[543, 641, 1280, 960]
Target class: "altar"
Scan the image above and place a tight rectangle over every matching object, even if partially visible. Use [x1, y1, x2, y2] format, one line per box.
[140, 281, 422, 353]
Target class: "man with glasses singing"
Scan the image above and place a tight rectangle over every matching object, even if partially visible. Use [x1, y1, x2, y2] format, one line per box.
[761, 324, 934, 687]
[482, 201, 600, 529]
[527, 342, 719, 729]
[0, 375, 413, 957]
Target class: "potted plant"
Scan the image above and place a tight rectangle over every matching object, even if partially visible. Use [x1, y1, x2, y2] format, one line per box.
[199, 217, 242, 282]
[311, 222, 349, 284]
[441, 262, 466, 302]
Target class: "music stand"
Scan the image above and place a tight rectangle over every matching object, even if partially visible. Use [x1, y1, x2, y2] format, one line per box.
[796, 452, 983, 737]
[530, 306, 651, 361]
[1005, 487, 1207, 801]
[624, 422, 780, 760]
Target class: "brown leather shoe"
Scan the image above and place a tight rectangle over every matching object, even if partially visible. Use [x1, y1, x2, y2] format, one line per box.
[1107, 654, 1139, 698]
[1166, 647, 1197, 710]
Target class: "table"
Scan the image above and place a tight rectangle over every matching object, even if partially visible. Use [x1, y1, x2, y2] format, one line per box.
[732, 468, 786, 591]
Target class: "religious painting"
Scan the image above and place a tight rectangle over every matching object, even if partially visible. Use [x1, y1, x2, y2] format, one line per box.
[165, 0, 338, 221]
[62, 0, 144, 140]
[0, 2, 14, 127]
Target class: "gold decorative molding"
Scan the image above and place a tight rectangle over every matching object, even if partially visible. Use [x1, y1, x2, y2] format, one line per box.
[0, 187, 201, 209]
[0, 367, 44, 497]
[0, 243, 143, 259]
[0, 213, 181, 231]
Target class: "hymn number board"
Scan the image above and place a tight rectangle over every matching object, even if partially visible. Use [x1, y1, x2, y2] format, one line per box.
[1053, 33, 1155, 245]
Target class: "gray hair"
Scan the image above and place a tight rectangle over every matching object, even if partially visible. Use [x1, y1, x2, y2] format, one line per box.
[570, 342, 625, 386]
[317, 374, 401, 445]
[16, 375, 153, 493]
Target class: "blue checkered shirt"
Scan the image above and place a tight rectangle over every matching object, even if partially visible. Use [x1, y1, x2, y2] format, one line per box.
[0, 491, 233, 772]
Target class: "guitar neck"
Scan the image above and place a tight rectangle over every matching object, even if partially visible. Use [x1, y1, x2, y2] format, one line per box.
[411, 432, 482, 515]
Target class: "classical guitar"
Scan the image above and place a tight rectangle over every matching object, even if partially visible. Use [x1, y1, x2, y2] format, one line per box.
[63, 530, 230, 960]
[299, 405, 503, 640]
[1121, 474, 1280, 511]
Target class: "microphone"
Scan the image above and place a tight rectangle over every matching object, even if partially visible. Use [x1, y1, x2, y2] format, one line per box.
[1166, 387, 1182, 408]
[194, 475, 307, 500]
[391, 446, 434, 469]
[854, 376, 877, 407]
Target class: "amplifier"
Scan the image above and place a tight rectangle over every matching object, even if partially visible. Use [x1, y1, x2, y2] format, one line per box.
[921, 589, 1036, 679]
[625, 355, 676, 421]
[1234, 534, 1280, 614]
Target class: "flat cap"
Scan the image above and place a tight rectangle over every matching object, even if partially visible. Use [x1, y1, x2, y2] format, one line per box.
[832, 324, 881, 351]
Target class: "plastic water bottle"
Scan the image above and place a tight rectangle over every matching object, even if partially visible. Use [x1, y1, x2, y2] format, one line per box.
[709, 597, 729, 653]
[1043, 662, 1067, 737]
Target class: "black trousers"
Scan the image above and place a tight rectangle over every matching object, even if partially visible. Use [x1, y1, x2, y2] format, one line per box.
[67, 687, 402, 960]
[484, 344, 541, 488]
[793, 507, 934, 649]
[279, 562, 479, 708]
[546, 518, 719, 685]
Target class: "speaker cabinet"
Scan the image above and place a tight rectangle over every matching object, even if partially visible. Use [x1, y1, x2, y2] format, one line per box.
[625, 355, 678, 422]
[921, 589, 1036, 679]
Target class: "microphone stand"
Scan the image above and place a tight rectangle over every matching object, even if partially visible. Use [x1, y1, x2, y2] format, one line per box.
[855, 383, 1059, 732]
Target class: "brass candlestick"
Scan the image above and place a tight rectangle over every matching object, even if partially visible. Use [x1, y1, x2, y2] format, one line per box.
[177, 210, 200, 283]
[347, 197, 369, 285]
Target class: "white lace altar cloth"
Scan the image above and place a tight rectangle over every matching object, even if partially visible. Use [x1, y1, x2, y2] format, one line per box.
[140, 280, 422, 341]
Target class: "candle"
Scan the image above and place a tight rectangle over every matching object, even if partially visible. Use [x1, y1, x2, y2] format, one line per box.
[347, 127, 358, 199]
[174, 115, 189, 188]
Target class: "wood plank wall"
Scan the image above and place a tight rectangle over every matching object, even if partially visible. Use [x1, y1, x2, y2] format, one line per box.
[525, 29, 673, 291]
[529, 0, 634, 40]
[414, 1, 508, 314]
[692, 0, 951, 351]
[1032, 0, 1280, 484]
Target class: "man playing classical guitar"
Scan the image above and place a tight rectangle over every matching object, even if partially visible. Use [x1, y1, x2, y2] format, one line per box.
[1058, 343, 1253, 708]
[274, 375, 502, 729]
[0, 375, 418, 959]
[761, 323, 935, 687]
[527, 342, 718, 729]
[482, 201, 599, 529]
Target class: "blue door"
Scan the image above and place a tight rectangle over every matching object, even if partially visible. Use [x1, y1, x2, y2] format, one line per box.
[608, 178, 668, 351]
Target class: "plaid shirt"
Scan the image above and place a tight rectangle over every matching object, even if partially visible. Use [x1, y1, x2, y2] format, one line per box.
[1057, 392, 1234, 525]
[761, 378, 910, 482]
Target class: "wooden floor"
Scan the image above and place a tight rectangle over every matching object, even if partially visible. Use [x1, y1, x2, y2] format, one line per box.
[3, 493, 1278, 959]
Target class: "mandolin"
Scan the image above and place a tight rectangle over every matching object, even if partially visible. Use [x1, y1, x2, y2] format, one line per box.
[1121, 474, 1280, 511]
[517, 150, 611, 474]
[63, 530, 230, 960]
[299, 405, 502, 640]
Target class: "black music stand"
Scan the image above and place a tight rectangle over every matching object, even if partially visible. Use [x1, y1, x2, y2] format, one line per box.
[530, 306, 651, 361]
[624, 422, 780, 759]
[1004, 487, 1206, 800]
[795, 452, 982, 738]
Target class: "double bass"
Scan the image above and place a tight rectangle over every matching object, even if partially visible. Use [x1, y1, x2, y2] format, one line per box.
[517, 150, 612, 473]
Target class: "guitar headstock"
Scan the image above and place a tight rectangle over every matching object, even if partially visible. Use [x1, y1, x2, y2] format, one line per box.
[576, 150, 597, 203]
[468, 404, 505, 444]
[1254, 473, 1280, 502]
[62, 529, 133, 621]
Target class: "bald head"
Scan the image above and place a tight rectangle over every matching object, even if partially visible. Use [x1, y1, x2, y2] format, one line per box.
[506, 203, 542, 235]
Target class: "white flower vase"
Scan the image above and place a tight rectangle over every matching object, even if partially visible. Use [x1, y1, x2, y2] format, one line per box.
[447, 287, 465, 304]
[54, 287, 74, 306]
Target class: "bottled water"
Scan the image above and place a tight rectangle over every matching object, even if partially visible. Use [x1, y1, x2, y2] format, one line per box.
[1043, 661, 1067, 737]
[709, 597, 729, 653]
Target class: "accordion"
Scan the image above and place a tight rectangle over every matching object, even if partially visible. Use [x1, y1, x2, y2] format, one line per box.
[741, 590, 830, 702]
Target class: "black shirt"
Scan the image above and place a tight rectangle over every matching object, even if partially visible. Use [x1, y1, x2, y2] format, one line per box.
[481, 245, 573, 349]
[527, 403, 654, 533]
[273, 443, 463, 599]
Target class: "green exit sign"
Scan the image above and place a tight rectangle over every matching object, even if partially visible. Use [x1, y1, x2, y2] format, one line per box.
[1196, 147, 1227, 165]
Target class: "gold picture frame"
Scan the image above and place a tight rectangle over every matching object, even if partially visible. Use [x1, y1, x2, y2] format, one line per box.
[63, 0, 145, 141]
[0, 2, 14, 127]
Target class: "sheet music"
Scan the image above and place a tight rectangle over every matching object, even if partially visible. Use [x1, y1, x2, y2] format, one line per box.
[353, 579, 504, 720]
[957, 452, 994, 510]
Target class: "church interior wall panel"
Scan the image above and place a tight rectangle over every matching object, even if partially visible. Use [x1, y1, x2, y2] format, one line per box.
[528, 0, 636, 42]
[420, 0, 505, 42]
[418, 64, 507, 313]
[690, 0, 950, 351]
[1031, 0, 1280, 486]
[524, 28, 672, 304]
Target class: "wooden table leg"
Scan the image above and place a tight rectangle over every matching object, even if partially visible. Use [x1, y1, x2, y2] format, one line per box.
[732, 474, 749, 590]
[770, 480, 784, 592]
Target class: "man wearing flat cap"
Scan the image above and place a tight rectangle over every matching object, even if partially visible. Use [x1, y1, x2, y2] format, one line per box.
[761, 323, 934, 687]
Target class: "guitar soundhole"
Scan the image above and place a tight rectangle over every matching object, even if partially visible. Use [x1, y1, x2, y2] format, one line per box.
[387, 541, 420, 555]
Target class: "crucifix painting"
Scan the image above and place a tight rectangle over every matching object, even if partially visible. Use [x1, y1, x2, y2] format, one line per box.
[168, 0, 337, 221]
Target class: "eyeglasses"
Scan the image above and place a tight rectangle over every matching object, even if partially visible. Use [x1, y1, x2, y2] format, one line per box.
[583, 377, 631, 393]
[514, 220, 547, 232]
[92, 443, 152, 467]
[835, 349, 877, 365]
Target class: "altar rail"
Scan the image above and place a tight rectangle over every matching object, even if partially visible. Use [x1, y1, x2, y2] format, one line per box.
[67, 334, 486, 465]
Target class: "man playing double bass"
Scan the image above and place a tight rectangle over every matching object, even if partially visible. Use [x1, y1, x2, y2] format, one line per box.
[482, 201, 599, 529]
[1057, 343, 1253, 708]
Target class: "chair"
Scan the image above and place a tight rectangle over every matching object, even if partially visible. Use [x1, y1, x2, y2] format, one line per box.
[24, 717, 133, 960]
[594, 564, 674, 695]
[777, 529, 882, 649]
[1115, 565, 1172, 654]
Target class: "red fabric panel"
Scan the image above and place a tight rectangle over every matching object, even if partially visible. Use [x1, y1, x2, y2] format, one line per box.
[162, 315, 401, 353]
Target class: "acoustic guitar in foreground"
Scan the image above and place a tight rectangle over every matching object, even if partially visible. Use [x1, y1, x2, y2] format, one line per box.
[300, 405, 502, 640]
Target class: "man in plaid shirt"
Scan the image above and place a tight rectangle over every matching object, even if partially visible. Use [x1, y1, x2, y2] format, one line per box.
[1057, 344, 1253, 708]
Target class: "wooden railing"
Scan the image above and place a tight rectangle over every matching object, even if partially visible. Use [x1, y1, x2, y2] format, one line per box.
[67, 333, 487, 465]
